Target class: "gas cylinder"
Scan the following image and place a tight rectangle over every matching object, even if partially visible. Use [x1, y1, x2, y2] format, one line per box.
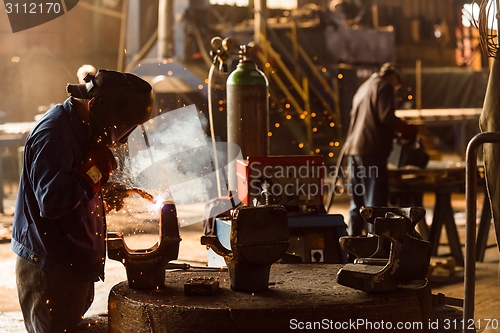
[226, 45, 269, 160]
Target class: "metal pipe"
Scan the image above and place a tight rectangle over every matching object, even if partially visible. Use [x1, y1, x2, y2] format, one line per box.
[416, 59, 422, 112]
[464, 132, 500, 332]
[254, 0, 267, 45]
[371, 4, 378, 29]
[158, 0, 174, 59]
[124, 29, 158, 72]
[117, 0, 128, 71]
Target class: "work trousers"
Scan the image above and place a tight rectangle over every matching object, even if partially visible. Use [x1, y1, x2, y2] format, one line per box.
[15, 255, 94, 333]
[347, 155, 389, 236]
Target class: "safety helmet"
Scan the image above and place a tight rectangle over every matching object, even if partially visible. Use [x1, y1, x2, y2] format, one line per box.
[67, 69, 152, 145]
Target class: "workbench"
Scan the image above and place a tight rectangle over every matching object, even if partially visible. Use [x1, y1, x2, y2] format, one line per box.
[388, 161, 491, 266]
[395, 108, 481, 160]
[107, 264, 435, 333]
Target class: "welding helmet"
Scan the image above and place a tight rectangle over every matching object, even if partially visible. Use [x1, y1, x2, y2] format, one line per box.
[66, 69, 152, 145]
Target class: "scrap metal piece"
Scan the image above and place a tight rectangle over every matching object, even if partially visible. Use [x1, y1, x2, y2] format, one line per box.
[184, 277, 220, 296]
[337, 206, 431, 292]
[201, 204, 289, 292]
[107, 201, 181, 289]
[433, 292, 464, 308]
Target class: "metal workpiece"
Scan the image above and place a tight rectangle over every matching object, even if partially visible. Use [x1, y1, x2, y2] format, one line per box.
[107, 201, 182, 289]
[337, 206, 431, 293]
[125, 188, 156, 203]
[201, 204, 289, 292]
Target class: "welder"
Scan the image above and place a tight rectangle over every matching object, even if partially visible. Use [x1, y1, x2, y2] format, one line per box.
[344, 63, 418, 237]
[11, 69, 152, 332]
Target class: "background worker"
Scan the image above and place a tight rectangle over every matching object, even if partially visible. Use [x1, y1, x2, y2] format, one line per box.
[77, 64, 97, 84]
[11, 69, 152, 333]
[344, 62, 418, 236]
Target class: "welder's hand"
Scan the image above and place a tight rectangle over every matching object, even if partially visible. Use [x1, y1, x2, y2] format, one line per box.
[74, 143, 118, 194]
[102, 181, 129, 213]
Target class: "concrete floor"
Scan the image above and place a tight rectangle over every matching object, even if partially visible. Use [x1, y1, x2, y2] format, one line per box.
[1, 186, 499, 332]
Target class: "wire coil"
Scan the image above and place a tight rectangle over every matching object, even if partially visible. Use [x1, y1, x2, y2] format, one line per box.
[472, 0, 499, 57]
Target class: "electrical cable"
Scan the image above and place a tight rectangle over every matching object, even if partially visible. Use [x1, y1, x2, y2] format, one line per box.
[207, 63, 223, 198]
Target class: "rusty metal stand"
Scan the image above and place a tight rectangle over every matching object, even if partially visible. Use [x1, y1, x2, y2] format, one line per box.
[428, 192, 464, 265]
[464, 132, 500, 333]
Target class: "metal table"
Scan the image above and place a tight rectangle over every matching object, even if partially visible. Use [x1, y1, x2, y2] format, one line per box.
[108, 264, 434, 333]
[388, 161, 491, 266]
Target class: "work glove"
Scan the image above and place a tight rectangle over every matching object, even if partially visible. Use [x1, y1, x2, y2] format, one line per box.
[75, 143, 118, 194]
[102, 181, 129, 213]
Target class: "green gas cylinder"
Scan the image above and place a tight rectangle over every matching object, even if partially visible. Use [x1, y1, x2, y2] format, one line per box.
[226, 48, 269, 161]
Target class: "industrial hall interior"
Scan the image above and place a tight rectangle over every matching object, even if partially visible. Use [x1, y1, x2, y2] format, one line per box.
[1, 0, 500, 332]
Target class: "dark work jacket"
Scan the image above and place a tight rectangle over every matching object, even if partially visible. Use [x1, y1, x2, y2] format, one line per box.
[11, 97, 106, 282]
[345, 73, 400, 157]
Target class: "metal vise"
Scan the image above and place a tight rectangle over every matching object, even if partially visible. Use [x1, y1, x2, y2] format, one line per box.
[107, 201, 181, 289]
[201, 204, 289, 292]
[337, 206, 431, 292]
